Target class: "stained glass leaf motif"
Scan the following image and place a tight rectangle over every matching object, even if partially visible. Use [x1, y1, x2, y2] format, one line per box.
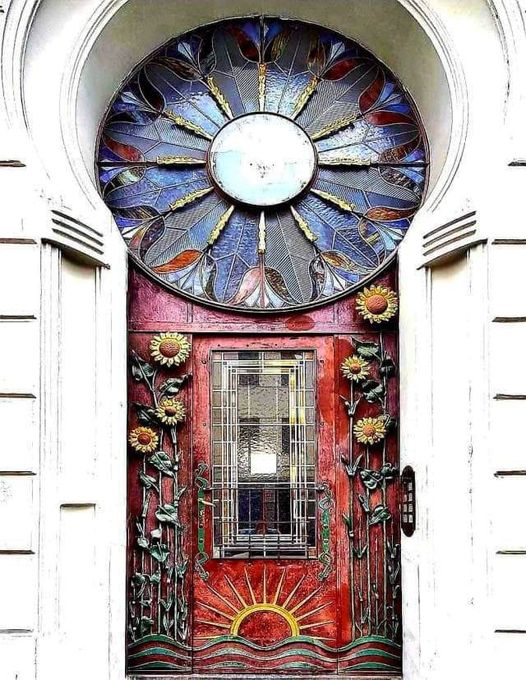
[229, 267, 261, 305]
[101, 166, 146, 200]
[138, 69, 166, 113]
[153, 250, 202, 273]
[307, 37, 326, 77]
[359, 67, 385, 113]
[265, 23, 292, 63]
[102, 134, 144, 164]
[228, 24, 260, 62]
[97, 17, 428, 312]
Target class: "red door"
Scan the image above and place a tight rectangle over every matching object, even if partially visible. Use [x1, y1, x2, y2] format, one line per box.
[191, 336, 339, 674]
[126, 269, 402, 676]
[189, 331, 400, 674]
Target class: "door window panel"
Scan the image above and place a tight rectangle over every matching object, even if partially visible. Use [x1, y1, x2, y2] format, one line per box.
[210, 350, 316, 558]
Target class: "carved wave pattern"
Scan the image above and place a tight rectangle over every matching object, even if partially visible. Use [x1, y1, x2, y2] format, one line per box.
[127, 634, 402, 673]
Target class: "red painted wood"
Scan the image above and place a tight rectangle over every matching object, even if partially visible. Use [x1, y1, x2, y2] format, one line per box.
[191, 335, 339, 673]
[128, 264, 398, 336]
[335, 333, 401, 674]
[127, 332, 194, 673]
[126, 261, 402, 675]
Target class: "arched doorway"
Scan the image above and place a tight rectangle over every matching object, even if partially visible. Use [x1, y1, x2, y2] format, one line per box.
[98, 17, 428, 674]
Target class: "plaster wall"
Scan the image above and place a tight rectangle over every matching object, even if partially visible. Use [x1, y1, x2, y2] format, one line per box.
[0, 1, 524, 679]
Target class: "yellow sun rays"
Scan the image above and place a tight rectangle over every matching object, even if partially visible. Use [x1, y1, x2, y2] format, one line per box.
[162, 110, 213, 140]
[205, 75, 234, 119]
[195, 567, 334, 641]
[292, 75, 320, 119]
[310, 114, 358, 141]
[258, 63, 267, 111]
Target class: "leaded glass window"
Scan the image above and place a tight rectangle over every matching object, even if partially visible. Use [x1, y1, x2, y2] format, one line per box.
[211, 350, 316, 558]
[98, 17, 427, 311]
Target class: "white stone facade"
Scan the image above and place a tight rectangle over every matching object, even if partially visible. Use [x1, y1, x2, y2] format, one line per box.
[0, 1, 524, 678]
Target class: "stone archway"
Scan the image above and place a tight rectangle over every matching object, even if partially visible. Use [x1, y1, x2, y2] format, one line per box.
[5, 2, 513, 679]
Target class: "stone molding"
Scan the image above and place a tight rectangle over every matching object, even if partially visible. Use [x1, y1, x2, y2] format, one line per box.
[421, 209, 487, 267]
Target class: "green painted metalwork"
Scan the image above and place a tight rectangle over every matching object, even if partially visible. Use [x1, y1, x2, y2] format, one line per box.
[194, 461, 211, 581]
[317, 481, 334, 580]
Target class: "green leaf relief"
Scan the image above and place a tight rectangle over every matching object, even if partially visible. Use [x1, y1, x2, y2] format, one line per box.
[134, 402, 157, 424]
[138, 471, 158, 490]
[353, 339, 381, 360]
[148, 451, 175, 477]
[358, 494, 370, 513]
[131, 364, 143, 382]
[359, 469, 383, 490]
[159, 374, 191, 396]
[138, 616, 154, 636]
[155, 503, 179, 524]
[368, 504, 392, 525]
[384, 414, 398, 433]
[342, 513, 353, 537]
[340, 395, 361, 416]
[149, 542, 169, 563]
[137, 536, 149, 550]
[341, 453, 364, 478]
[353, 544, 368, 559]
[131, 352, 155, 380]
[361, 380, 385, 403]
[380, 355, 396, 378]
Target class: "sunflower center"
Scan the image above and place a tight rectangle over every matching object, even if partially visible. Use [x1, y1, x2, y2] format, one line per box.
[163, 406, 178, 416]
[158, 339, 181, 358]
[137, 432, 152, 445]
[208, 113, 316, 207]
[362, 424, 377, 437]
[349, 362, 362, 374]
[365, 294, 389, 314]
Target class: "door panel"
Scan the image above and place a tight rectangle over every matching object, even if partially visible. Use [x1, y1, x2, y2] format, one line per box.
[127, 332, 194, 673]
[125, 325, 402, 675]
[335, 333, 402, 674]
[191, 336, 340, 674]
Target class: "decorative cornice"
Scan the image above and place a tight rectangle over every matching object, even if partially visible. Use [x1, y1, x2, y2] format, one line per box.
[420, 209, 486, 267]
[44, 205, 108, 266]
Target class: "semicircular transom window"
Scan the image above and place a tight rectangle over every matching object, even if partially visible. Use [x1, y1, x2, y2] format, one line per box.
[97, 17, 428, 312]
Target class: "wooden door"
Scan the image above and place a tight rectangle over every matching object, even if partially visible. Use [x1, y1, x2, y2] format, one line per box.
[191, 335, 339, 674]
[189, 331, 401, 675]
[125, 267, 402, 676]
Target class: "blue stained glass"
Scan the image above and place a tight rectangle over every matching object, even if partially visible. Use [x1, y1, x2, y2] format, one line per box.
[210, 212, 259, 302]
[97, 17, 428, 312]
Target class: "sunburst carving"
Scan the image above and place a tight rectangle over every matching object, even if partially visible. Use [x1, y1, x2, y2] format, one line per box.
[195, 568, 334, 642]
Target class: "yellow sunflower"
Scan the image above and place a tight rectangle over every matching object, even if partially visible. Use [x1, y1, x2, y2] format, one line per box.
[155, 398, 186, 426]
[341, 355, 370, 382]
[129, 426, 159, 453]
[150, 332, 190, 367]
[354, 416, 387, 445]
[356, 285, 398, 324]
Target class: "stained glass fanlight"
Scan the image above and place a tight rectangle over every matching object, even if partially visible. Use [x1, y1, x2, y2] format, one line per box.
[97, 17, 428, 312]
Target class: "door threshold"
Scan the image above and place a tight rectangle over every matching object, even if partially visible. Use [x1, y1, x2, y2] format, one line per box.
[129, 675, 402, 679]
